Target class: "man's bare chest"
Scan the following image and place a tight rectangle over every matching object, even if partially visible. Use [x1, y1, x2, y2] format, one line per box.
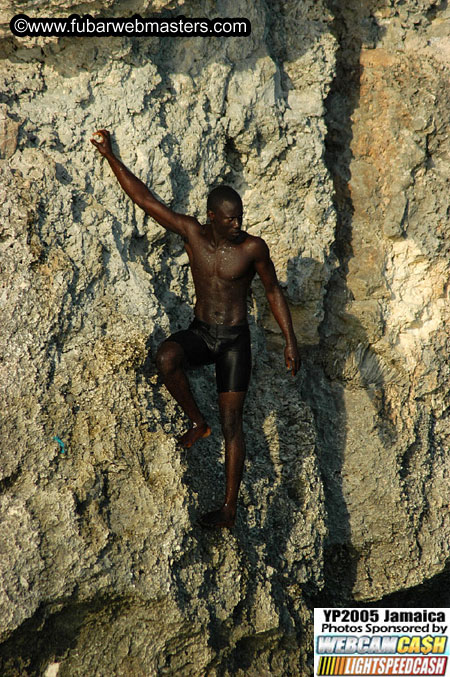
[186, 241, 254, 283]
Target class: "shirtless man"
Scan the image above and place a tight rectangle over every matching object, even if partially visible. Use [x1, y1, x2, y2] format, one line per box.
[91, 129, 300, 529]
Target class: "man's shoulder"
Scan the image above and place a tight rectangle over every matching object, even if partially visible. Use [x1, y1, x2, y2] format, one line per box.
[241, 233, 270, 258]
[185, 216, 204, 231]
[181, 217, 205, 242]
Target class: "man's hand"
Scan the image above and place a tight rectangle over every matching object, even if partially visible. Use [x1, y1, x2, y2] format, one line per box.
[285, 342, 300, 377]
[90, 129, 113, 157]
[89, 129, 195, 238]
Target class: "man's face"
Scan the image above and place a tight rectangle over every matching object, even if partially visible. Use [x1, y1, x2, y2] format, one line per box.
[209, 199, 243, 242]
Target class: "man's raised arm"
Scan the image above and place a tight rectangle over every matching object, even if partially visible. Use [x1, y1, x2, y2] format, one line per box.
[253, 238, 300, 376]
[90, 129, 197, 238]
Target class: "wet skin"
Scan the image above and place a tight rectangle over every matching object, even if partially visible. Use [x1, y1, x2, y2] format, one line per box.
[91, 129, 300, 529]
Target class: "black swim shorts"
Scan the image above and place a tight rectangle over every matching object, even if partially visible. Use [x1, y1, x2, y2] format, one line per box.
[166, 317, 251, 393]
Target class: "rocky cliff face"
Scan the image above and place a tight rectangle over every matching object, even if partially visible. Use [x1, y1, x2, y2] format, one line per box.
[0, 0, 449, 675]
[312, 0, 450, 604]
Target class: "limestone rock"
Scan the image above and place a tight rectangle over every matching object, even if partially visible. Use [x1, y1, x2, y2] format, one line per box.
[311, 0, 450, 603]
[0, 0, 449, 674]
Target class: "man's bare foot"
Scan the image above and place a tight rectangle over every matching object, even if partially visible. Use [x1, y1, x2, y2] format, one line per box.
[197, 507, 236, 529]
[177, 421, 211, 448]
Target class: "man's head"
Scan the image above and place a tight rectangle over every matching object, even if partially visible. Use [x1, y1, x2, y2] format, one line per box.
[207, 185, 242, 214]
[207, 185, 243, 242]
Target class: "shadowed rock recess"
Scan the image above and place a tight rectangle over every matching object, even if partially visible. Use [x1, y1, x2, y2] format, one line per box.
[0, 0, 448, 674]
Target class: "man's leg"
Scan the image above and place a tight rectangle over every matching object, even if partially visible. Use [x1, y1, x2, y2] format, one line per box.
[198, 390, 246, 528]
[156, 341, 211, 447]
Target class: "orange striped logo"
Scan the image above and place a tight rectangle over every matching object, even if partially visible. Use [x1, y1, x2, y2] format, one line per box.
[317, 656, 347, 675]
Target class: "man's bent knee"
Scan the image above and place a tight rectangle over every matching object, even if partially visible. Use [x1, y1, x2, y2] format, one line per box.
[156, 341, 184, 377]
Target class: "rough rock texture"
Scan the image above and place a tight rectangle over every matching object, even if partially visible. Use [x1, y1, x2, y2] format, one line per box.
[0, 0, 449, 674]
[308, 0, 450, 604]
